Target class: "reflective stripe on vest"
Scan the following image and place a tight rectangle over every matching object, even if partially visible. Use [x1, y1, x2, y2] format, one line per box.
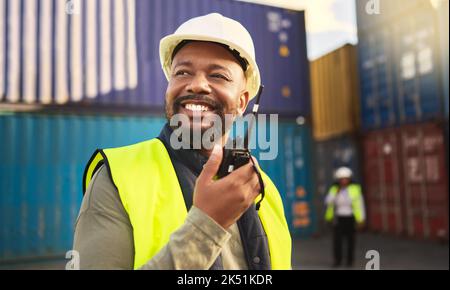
[83, 138, 292, 269]
[325, 184, 364, 223]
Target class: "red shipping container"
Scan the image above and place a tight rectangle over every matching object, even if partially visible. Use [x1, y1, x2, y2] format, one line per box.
[363, 129, 405, 236]
[363, 122, 449, 241]
[399, 123, 449, 240]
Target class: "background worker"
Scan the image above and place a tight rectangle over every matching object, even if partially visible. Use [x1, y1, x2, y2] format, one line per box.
[324, 166, 365, 268]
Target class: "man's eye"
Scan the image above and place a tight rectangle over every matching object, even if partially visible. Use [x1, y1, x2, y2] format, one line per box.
[210, 73, 229, 80]
[175, 70, 189, 76]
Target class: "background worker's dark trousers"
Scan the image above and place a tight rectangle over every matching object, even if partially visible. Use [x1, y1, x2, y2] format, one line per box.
[333, 216, 355, 266]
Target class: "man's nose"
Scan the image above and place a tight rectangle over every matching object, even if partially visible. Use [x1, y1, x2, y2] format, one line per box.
[186, 73, 212, 95]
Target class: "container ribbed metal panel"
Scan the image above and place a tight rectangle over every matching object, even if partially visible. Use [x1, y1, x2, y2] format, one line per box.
[0, 0, 310, 117]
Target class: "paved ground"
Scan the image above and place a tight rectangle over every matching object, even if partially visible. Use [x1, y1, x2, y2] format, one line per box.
[0, 232, 448, 270]
[0, 257, 67, 270]
[292, 232, 449, 270]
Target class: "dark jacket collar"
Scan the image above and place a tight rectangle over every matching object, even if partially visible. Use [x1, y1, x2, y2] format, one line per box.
[158, 123, 208, 175]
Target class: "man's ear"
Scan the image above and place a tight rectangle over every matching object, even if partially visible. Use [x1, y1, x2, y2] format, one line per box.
[237, 90, 250, 116]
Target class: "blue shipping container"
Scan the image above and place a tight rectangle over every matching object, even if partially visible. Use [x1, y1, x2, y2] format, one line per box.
[0, 114, 315, 260]
[251, 120, 316, 238]
[0, 0, 310, 117]
[356, 0, 425, 31]
[437, 0, 449, 118]
[357, 1, 446, 130]
[0, 113, 167, 261]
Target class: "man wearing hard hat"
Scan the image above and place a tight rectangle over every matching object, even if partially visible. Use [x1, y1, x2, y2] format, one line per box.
[73, 13, 292, 270]
[324, 167, 365, 268]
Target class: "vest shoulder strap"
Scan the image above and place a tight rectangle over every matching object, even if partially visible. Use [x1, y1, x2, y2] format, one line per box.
[82, 139, 167, 195]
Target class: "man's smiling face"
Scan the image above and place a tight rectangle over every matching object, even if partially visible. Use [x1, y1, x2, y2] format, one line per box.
[165, 41, 250, 137]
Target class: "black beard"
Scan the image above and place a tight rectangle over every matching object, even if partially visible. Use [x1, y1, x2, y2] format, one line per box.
[165, 95, 237, 149]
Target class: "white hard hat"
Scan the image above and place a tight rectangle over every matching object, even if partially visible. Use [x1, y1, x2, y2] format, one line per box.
[159, 13, 261, 99]
[334, 167, 353, 180]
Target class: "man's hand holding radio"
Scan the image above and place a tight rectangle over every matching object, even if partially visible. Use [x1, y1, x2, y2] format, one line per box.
[193, 144, 261, 229]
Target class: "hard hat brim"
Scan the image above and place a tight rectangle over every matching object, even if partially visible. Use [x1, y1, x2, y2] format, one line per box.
[159, 33, 261, 100]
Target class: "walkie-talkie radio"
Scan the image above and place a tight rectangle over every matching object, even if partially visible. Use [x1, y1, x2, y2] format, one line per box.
[217, 85, 265, 210]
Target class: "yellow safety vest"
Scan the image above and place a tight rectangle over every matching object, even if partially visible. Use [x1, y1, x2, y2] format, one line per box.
[325, 184, 364, 223]
[83, 138, 292, 269]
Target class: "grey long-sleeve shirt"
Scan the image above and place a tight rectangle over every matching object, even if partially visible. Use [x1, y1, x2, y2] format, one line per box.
[73, 164, 248, 270]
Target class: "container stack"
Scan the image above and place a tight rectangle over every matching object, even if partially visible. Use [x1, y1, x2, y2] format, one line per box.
[309, 44, 363, 234]
[0, 114, 167, 260]
[0, 0, 313, 262]
[356, 0, 449, 241]
[252, 121, 316, 239]
[310, 44, 361, 141]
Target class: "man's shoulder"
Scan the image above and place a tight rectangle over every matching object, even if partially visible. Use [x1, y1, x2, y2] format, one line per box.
[105, 138, 161, 153]
[82, 164, 127, 219]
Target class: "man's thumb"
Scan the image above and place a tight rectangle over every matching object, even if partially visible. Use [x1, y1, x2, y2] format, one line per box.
[198, 144, 223, 183]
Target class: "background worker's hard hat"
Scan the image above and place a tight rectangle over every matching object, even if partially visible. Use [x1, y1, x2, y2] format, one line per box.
[159, 13, 261, 99]
[334, 167, 353, 180]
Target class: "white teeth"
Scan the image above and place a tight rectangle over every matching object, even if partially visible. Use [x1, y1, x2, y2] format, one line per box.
[185, 103, 209, 112]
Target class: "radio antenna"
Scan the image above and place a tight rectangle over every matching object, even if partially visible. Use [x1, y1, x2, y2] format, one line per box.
[244, 85, 264, 149]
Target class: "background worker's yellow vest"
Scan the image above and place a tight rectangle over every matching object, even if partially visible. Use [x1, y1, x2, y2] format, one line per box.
[84, 138, 292, 269]
[325, 184, 364, 223]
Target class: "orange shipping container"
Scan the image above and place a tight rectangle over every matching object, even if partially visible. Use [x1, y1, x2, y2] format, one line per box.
[310, 44, 360, 141]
